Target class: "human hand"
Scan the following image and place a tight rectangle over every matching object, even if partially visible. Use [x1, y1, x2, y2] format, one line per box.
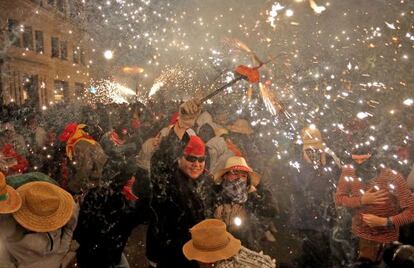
[361, 214, 387, 227]
[361, 188, 388, 205]
[179, 98, 202, 117]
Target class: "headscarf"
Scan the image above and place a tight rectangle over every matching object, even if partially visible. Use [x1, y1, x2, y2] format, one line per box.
[222, 178, 248, 204]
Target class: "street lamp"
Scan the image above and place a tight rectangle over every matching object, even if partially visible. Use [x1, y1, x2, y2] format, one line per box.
[103, 50, 113, 60]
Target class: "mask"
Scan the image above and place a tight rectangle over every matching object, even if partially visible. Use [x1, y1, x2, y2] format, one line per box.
[222, 178, 248, 204]
[305, 149, 322, 165]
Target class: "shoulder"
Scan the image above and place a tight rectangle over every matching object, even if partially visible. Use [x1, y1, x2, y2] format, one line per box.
[341, 165, 355, 175]
[381, 168, 404, 182]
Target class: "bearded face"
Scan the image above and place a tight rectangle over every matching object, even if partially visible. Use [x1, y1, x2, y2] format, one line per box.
[352, 154, 377, 181]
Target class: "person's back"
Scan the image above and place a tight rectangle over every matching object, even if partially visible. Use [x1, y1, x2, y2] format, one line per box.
[75, 182, 146, 268]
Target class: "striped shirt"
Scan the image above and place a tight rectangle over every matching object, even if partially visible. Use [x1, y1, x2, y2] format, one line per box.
[335, 166, 414, 243]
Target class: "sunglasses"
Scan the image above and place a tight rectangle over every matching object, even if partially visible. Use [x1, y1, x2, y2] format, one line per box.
[184, 154, 206, 163]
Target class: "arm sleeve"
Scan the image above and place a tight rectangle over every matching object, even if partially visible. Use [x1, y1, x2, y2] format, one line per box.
[390, 174, 414, 227]
[335, 167, 362, 208]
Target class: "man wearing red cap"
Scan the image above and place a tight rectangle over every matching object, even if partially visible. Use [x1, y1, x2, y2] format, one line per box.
[146, 135, 215, 268]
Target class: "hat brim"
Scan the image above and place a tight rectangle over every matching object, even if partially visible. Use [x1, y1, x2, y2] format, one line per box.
[13, 182, 74, 232]
[227, 125, 253, 135]
[214, 167, 261, 187]
[0, 185, 22, 214]
[303, 142, 324, 150]
[183, 233, 241, 263]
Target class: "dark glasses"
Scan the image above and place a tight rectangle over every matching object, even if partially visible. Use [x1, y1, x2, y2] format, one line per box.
[184, 155, 206, 163]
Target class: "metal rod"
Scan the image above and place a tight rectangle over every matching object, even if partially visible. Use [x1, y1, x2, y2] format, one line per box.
[200, 75, 244, 103]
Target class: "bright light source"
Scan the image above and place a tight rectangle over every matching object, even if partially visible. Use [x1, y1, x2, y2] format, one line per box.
[103, 50, 113, 60]
[403, 98, 413, 106]
[286, 9, 294, 17]
[357, 112, 369, 119]
[234, 217, 242, 226]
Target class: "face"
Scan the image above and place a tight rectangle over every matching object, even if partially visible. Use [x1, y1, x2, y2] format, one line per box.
[223, 169, 248, 182]
[178, 116, 196, 129]
[179, 154, 205, 180]
[304, 148, 322, 163]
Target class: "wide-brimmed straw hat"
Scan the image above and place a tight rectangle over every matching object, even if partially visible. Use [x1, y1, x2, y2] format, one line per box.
[13, 181, 74, 232]
[0, 172, 22, 214]
[214, 127, 229, 137]
[213, 156, 260, 187]
[301, 126, 324, 150]
[183, 219, 241, 264]
[227, 119, 253, 135]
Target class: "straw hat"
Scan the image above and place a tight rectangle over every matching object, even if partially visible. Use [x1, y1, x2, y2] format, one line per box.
[227, 119, 253, 135]
[183, 219, 241, 264]
[213, 156, 260, 187]
[214, 127, 229, 137]
[13, 181, 74, 232]
[0, 172, 22, 214]
[301, 126, 324, 150]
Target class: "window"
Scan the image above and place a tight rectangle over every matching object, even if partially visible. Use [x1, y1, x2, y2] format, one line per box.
[69, 1, 80, 18]
[80, 48, 85, 65]
[60, 40, 68, 60]
[75, 83, 85, 99]
[35, 31, 44, 53]
[51, 37, 59, 58]
[54, 80, 69, 103]
[56, 0, 65, 13]
[7, 19, 20, 47]
[22, 26, 33, 50]
[73, 46, 79, 64]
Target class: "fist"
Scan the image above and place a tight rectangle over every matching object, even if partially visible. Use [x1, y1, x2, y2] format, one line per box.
[179, 98, 202, 117]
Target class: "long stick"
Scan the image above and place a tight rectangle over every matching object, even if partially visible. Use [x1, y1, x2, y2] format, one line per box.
[201, 75, 244, 103]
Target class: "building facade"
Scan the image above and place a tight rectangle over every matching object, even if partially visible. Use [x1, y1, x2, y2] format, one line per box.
[0, 0, 93, 108]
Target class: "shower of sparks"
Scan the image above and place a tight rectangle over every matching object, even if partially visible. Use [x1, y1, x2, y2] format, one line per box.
[86, 79, 135, 104]
[11, 0, 413, 172]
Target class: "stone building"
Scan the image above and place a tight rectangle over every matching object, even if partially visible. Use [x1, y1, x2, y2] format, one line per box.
[0, 0, 94, 108]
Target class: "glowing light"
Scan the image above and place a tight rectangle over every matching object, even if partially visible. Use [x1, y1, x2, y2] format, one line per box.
[103, 50, 113, 60]
[122, 66, 144, 74]
[403, 98, 413, 106]
[286, 9, 294, 17]
[149, 81, 164, 97]
[356, 112, 370, 119]
[234, 217, 242, 226]
[309, 0, 326, 14]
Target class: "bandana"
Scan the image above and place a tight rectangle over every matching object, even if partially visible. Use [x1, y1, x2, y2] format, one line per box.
[304, 149, 326, 166]
[110, 131, 125, 146]
[222, 178, 248, 204]
[64, 125, 96, 160]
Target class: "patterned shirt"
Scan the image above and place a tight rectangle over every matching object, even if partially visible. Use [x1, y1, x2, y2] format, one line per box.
[335, 166, 414, 242]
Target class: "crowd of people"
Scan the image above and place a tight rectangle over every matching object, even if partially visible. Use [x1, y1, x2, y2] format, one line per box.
[0, 97, 414, 268]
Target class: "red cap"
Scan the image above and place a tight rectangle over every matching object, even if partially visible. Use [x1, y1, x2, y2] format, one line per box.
[184, 136, 205, 156]
[59, 123, 78, 142]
